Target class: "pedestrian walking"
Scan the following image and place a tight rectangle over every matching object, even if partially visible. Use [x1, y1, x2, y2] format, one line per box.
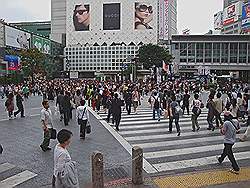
[206, 94, 216, 131]
[5, 93, 14, 120]
[152, 91, 161, 121]
[214, 92, 224, 128]
[40, 100, 53, 152]
[182, 89, 190, 115]
[169, 95, 181, 136]
[111, 93, 123, 131]
[132, 88, 139, 114]
[62, 92, 71, 126]
[191, 93, 201, 132]
[56, 90, 64, 121]
[124, 88, 132, 115]
[14, 91, 25, 118]
[76, 100, 89, 139]
[217, 112, 240, 174]
[53, 129, 79, 188]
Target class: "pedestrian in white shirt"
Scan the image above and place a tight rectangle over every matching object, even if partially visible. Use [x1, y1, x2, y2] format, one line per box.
[76, 100, 89, 139]
[40, 100, 53, 152]
[53, 129, 79, 188]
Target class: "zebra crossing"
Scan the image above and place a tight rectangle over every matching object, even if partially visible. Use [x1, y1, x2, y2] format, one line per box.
[98, 102, 250, 174]
[0, 162, 37, 188]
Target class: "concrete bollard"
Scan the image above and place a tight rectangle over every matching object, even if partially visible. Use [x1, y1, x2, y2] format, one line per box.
[132, 146, 143, 185]
[91, 151, 104, 188]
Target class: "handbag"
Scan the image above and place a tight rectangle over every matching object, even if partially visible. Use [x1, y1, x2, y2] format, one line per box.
[51, 127, 57, 140]
[86, 121, 91, 134]
[77, 108, 86, 125]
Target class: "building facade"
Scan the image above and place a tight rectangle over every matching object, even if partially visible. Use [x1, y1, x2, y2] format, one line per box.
[10, 21, 51, 38]
[60, 0, 177, 78]
[171, 35, 250, 81]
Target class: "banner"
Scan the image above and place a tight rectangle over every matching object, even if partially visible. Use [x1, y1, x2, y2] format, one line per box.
[135, 2, 154, 30]
[73, 3, 90, 31]
[214, 11, 223, 30]
[5, 26, 31, 49]
[242, 3, 250, 31]
[32, 35, 51, 54]
[103, 3, 120, 30]
[223, 1, 242, 26]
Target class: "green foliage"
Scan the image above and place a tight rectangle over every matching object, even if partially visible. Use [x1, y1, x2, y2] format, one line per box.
[138, 44, 173, 69]
[19, 48, 46, 77]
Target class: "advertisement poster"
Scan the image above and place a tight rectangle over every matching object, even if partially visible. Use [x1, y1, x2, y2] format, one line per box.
[158, 0, 165, 40]
[135, 2, 153, 30]
[223, 2, 241, 26]
[103, 3, 120, 30]
[5, 26, 31, 49]
[163, 0, 169, 39]
[242, 3, 250, 31]
[214, 11, 223, 30]
[4, 55, 21, 71]
[73, 3, 90, 31]
[32, 35, 51, 54]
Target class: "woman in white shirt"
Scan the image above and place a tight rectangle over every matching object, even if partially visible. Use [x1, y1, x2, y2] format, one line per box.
[76, 100, 89, 139]
[53, 129, 79, 188]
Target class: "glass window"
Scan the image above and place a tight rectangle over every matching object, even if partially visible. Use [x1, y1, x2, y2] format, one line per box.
[230, 43, 238, 63]
[221, 43, 229, 63]
[205, 43, 212, 63]
[180, 43, 187, 57]
[196, 43, 204, 62]
[187, 43, 195, 62]
[239, 43, 247, 63]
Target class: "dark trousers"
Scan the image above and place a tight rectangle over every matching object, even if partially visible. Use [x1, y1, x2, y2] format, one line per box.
[107, 109, 112, 123]
[207, 114, 215, 129]
[218, 143, 240, 171]
[191, 114, 199, 130]
[41, 128, 51, 149]
[14, 105, 24, 117]
[63, 109, 70, 126]
[215, 113, 223, 127]
[8, 111, 13, 118]
[126, 103, 131, 115]
[182, 104, 189, 115]
[169, 116, 180, 133]
[113, 114, 121, 130]
[79, 119, 87, 139]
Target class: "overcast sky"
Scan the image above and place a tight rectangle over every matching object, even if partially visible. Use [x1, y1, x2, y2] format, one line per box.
[0, 0, 223, 34]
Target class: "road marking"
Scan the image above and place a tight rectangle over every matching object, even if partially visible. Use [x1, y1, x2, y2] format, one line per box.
[0, 170, 37, 188]
[125, 127, 247, 141]
[144, 140, 250, 159]
[131, 135, 244, 149]
[153, 151, 250, 172]
[119, 120, 208, 130]
[88, 107, 158, 174]
[0, 163, 15, 174]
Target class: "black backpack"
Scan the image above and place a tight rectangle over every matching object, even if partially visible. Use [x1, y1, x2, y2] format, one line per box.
[153, 97, 160, 109]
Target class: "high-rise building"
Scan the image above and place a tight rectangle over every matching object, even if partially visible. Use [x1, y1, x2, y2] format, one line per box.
[51, 0, 177, 78]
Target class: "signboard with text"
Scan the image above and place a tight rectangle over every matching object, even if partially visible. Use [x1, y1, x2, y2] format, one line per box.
[32, 35, 51, 54]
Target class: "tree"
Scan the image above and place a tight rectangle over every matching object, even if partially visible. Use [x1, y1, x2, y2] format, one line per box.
[138, 44, 173, 69]
[19, 48, 46, 81]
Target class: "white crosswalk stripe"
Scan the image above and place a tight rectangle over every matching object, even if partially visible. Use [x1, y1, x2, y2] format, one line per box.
[98, 100, 250, 173]
[0, 163, 37, 187]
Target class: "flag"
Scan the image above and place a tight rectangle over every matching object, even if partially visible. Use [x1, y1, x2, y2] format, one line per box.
[162, 61, 168, 72]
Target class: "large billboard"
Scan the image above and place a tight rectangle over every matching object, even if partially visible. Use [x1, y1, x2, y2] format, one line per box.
[103, 3, 120, 30]
[5, 26, 31, 49]
[242, 3, 250, 31]
[135, 2, 154, 30]
[223, 1, 242, 26]
[158, 0, 169, 40]
[32, 35, 51, 54]
[214, 11, 223, 30]
[4, 55, 21, 71]
[73, 3, 90, 31]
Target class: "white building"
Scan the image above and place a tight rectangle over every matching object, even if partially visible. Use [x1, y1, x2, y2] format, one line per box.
[51, 0, 177, 78]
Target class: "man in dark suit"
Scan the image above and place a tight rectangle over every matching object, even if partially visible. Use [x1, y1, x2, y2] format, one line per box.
[14, 91, 25, 118]
[62, 91, 71, 126]
[111, 93, 123, 131]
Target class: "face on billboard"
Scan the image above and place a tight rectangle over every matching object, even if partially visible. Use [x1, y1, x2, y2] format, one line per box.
[5, 26, 30, 49]
[73, 4, 90, 31]
[103, 3, 120, 30]
[135, 2, 153, 30]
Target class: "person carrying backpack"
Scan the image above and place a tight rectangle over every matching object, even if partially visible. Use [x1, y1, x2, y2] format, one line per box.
[169, 95, 181, 136]
[152, 92, 161, 121]
[191, 93, 202, 132]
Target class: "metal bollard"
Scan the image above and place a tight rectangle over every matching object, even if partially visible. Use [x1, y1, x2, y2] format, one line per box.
[132, 146, 143, 185]
[91, 151, 104, 188]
